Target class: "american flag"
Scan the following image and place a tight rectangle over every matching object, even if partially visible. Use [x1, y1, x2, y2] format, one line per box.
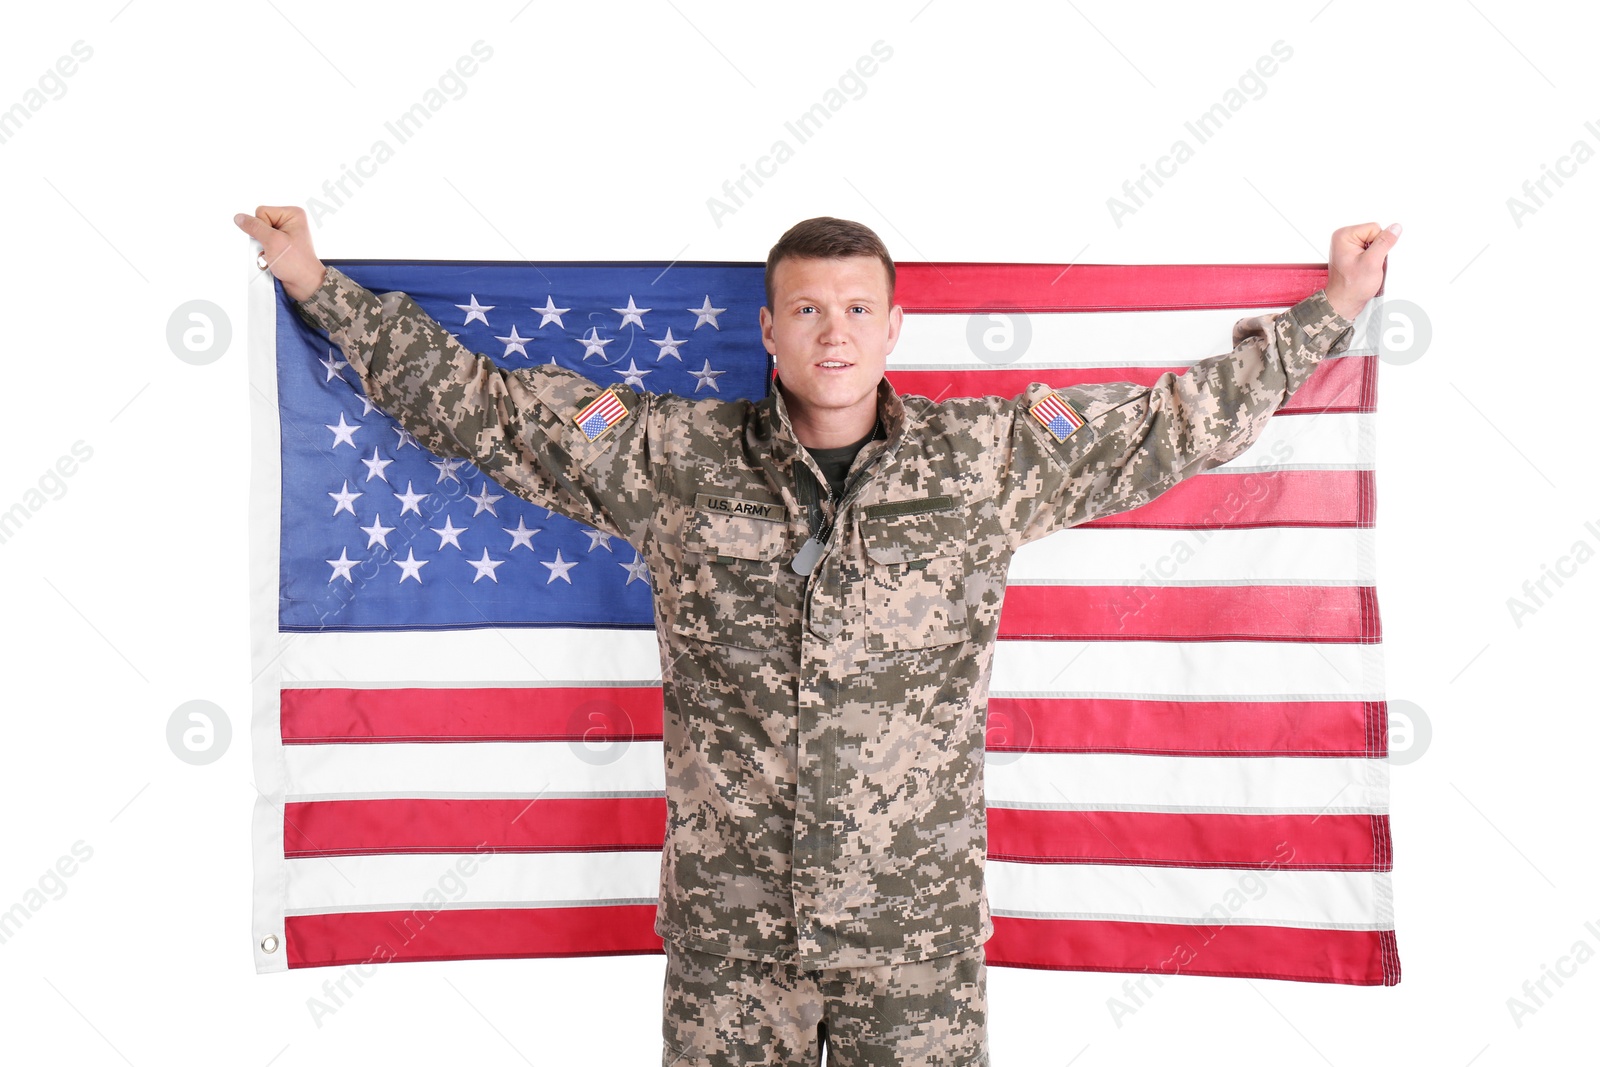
[249, 256, 1398, 985]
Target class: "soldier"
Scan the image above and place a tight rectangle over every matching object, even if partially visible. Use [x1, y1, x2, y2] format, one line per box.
[236, 206, 1398, 1066]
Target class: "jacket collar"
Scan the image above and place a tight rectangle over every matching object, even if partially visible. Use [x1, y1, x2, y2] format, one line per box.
[758, 374, 907, 469]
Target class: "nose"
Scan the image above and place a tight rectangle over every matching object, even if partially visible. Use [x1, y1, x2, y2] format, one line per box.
[819, 311, 849, 346]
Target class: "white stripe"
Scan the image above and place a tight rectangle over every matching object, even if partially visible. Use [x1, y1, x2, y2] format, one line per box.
[278, 631, 1383, 699]
[986, 753, 1389, 814]
[285, 739, 666, 799]
[1214, 411, 1372, 472]
[277, 627, 665, 687]
[894, 300, 1377, 368]
[1011, 527, 1375, 585]
[284, 850, 660, 914]
[282, 849, 1390, 931]
[992, 640, 1384, 701]
[282, 741, 1390, 814]
[583, 391, 625, 423]
[987, 861, 1393, 928]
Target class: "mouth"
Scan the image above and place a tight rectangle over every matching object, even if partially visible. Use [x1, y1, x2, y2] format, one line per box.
[815, 359, 854, 370]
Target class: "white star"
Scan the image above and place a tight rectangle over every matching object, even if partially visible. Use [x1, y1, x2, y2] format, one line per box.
[616, 358, 653, 389]
[585, 528, 614, 552]
[541, 548, 579, 584]
[651, 328, 688, 361]
[534, 296, 570, 329]
[432, 515, 468, 550]
[392, 548, 429, 584]
[394, 481, 427, 516]
[495, 325, 533, 359]
[688, 359, 726, 392]
[612, 296, 651, 330]
[360, 513, 395, 549]
[319, 349, 349, 382]
[357, 393, 379, 417]
[326, 412, 360, 449]
[467, 548, 506, 584]
[394, 425, 420, 451]
[329, 480, 361, 516]
[431, 456, 466, 484]
[361, 447, 393, 483]
[503, 517, 540, 551]
[457, 294, 494, 327]
[620, 554, 651, 586]
[688, 296, 727, 330]
[468, 483, 504, 517]
[576, 328, 614, 360]
[326, 547, 359, 583]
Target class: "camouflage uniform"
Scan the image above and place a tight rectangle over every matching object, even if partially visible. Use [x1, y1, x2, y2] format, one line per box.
[293, 266, 1353, 1061]
[661, 938, 987, 1065]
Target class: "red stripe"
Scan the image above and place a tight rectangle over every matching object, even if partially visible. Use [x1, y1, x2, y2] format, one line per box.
[285, 904, 662, 968]
[285, 905, 1397, 985]
[1079, 470, 1372, 528]
[985, 916, 1396, 985]
[282, 691, 1384, 755]
[998, 584, 1379, 643]
[988, 809, 1390, 871]
[285, 906, 1396, 985]
[1380, 929, 1403, 984]
[579, 391, 624, 422]
[887, 354, 1374, 414]
[281, 686, 663, 743]
[1366, 700, 1389, 759]
[284, 797, 667, 858]
[284, 799, 1389, 873]
[1030, 393, 1081, 433]
[984, 697, 1382, 757]
[893, 262, 1348, 313]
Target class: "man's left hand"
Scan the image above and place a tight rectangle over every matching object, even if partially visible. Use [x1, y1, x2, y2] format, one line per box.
[1324, 221, 1401, 321]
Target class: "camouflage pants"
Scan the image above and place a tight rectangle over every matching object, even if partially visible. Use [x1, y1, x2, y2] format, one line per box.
[661, 939, 989, 1066]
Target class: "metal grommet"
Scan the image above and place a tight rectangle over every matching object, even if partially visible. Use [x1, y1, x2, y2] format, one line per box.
[256, 249, 269, 271]
[260, 933, 280, 954]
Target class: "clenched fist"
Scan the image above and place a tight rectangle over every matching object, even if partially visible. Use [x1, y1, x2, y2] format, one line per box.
[234, 205, 326, 303]
[1324, 222, 1401, 321]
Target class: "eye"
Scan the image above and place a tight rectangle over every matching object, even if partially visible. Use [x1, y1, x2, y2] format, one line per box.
[798, 305, 816, 314]
[850, 305, 869, 314]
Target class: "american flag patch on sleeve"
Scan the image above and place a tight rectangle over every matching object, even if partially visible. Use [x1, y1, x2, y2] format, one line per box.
[1028, 391, 1088, 443]
[573, 388, 630, 441]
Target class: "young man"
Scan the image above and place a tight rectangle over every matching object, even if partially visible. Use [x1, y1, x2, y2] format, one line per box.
[236, 207, 1397, 1066]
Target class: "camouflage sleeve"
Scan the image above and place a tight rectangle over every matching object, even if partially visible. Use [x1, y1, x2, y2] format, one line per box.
[997, 287, 1355, 548]
[290, 264, 659, 546]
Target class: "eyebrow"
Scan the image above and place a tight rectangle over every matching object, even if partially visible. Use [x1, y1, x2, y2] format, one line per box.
[787, 295, 881, 305]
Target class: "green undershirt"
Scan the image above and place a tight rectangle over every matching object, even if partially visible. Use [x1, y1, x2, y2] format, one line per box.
[803, 419, 882, 502]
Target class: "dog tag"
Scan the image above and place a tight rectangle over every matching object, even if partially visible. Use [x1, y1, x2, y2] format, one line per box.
[791, 536, 826, 576]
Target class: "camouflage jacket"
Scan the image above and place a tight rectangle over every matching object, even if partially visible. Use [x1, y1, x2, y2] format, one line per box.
[292, 265, 1354, 968]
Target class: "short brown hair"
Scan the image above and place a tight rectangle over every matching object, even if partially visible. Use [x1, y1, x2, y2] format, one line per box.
[764, 216, 895, 309]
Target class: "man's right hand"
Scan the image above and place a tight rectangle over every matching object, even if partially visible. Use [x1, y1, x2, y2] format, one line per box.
[234, 205, 325, 303]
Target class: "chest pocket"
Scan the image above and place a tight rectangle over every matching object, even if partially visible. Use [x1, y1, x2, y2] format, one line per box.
[858, 506, 969, 652]
[669, 510, 798, 651]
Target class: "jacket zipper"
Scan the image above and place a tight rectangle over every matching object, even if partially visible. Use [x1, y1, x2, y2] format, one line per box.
[797, 448, 884, 558]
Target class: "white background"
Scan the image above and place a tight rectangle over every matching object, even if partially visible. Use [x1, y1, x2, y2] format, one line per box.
[1, 1, 1595, 1064]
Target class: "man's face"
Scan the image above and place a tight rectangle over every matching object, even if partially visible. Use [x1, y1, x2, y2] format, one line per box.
[759, 255, 902, 435]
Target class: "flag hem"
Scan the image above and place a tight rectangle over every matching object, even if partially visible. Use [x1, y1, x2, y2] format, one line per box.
[247, 248, 291, 975]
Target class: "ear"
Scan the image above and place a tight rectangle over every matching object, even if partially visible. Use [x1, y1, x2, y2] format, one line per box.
[759, 305, 776, 355]
[883, 303, 904, 357]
